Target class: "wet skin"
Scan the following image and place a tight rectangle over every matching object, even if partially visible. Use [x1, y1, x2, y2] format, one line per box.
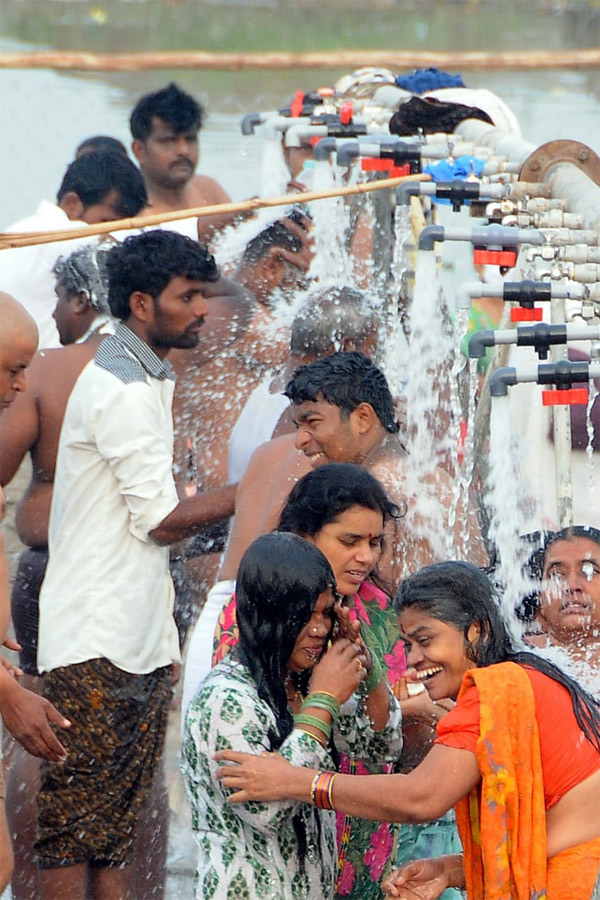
[539, 537, 600, 642]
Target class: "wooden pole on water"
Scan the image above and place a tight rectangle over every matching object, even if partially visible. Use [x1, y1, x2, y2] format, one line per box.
[0, 49, 599, 71]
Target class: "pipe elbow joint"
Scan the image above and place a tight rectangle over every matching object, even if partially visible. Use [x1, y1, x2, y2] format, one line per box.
[490, 367, 518, 398]
[241, 113, 263, 136]
[336, 141, 360, 167]
[313, 138, 337, 161]
[468, 329, 496, 359]
[396, 183, 422, 206]
[418, 225, 445, 251]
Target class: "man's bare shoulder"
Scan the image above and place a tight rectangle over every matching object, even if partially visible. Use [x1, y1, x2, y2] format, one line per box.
[188, 175, 231, 206]
[32, 342, 98, 391]
[247, 433, 299, 469]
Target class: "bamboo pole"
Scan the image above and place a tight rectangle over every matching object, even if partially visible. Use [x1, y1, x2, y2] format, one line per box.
[0, 48, 599, 72]
[0, 173, 430, 251]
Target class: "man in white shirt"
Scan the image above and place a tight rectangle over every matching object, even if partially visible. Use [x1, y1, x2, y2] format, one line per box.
[0, 151, 146, 349]
[35, 230, 236, 900]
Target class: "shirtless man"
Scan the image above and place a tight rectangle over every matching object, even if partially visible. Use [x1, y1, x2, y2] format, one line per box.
[130, 82, 238, 242]
[170, 217, 312, 634]
[180, 293, 378, 711]
[221, 352, 486, 588]
[0, 293, 71, 895]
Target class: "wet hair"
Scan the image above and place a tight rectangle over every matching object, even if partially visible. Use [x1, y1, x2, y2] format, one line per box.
[130, 82, 204, 141]
[396, 560, 600, 752]
[105, 230, 219, 320]
[52, 241, 113, 313]
[284, 351, 399, 434]
[241, 221, 303, 267]
[235, 532, 336, 867]
[519, 525, 600, 621]
[290, 287, 377, 358]
[56, 151, 147, 219]
[278, 463, 400, 595]
[278, 462, 399, 538]
[76, 135, 129, 159]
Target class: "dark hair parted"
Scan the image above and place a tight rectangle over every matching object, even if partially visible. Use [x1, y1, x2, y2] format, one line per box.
[105, 230, 219, 320]
[130, 83, 204, 141]
[236, 532, 336, 749]
[56, 151, 147, 218]
[278, 462, 399, 538]
[284, 351, 399, 434]
[395, 560, 600, 752]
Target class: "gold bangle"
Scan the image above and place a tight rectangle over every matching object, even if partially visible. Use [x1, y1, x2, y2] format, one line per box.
[296, 726, 327, 749]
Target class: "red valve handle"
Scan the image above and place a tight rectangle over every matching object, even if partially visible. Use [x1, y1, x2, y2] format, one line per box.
[473, 248, 517, 267]
[542, 388, 589, 406]
[510, 307, 543, 322]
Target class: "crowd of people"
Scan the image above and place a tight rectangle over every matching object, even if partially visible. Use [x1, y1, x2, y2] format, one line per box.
[0, 76, 598, 900]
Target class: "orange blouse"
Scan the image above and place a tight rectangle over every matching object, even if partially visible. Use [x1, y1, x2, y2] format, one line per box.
[436, 665, 599, 810]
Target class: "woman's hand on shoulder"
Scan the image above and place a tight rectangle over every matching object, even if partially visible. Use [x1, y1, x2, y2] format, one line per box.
[309, 638, 368, 705]
[215, 750, 298, 803]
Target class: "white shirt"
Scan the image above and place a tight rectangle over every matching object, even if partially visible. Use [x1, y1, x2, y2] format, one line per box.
[0, 200, 94, 349]
[227, 377, 290, 483]
[37, 323, 181, 675]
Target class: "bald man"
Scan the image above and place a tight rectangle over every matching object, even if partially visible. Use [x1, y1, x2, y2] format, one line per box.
[0, 294, 70, 894]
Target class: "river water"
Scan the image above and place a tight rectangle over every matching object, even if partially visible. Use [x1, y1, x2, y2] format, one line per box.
[1, 0, 599, 227]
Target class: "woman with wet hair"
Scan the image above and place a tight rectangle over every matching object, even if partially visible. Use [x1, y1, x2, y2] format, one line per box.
[212, 463, 461, 898]
[216, 560, 600, 900]
[182, 532, 402, 900]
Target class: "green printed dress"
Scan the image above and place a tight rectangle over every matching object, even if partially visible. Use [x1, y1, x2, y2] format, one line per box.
[181, 655, 402, 900]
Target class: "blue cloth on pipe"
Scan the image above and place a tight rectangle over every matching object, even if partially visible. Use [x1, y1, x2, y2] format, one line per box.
[396, 67, 466, 93]
[423, 156, 486, 182]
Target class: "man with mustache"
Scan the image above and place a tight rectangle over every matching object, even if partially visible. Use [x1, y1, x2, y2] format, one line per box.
[34, 231, 236, 900]
[130, 82, 239, 243]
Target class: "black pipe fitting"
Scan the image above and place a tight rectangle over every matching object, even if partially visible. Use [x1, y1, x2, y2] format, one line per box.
[503, 280, 552, 308]
[515, 324, 568, 360]
[434, 181, 483, 212]
[537, 360, 590, 390]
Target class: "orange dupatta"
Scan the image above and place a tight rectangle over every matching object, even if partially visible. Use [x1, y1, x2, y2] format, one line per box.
[454, 662, 548, 900]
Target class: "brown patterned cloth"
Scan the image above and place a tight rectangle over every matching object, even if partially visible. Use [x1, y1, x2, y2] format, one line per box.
[36, 658, 172, 869]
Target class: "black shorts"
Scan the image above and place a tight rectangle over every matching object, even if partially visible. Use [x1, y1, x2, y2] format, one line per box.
[11, 546, 48, 675]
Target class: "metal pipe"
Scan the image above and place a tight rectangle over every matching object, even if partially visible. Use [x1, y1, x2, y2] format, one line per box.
[468, 322, 600, 360]
[241, 111, 278, 135]
[545, 163, 600, 235]
[263, 116, 311, 140]
[490, 360, 600, 396]
[285, 123, 329, 147]
[454, 120, 536, 164]
[418, 223, 546, 251]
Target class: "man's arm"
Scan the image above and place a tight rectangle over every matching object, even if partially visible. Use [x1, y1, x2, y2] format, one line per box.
[94, 381, 238, 547]
[149, 483, 237, 546]
[0, 666, 71, 762]
[0, 368, 39, 486]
